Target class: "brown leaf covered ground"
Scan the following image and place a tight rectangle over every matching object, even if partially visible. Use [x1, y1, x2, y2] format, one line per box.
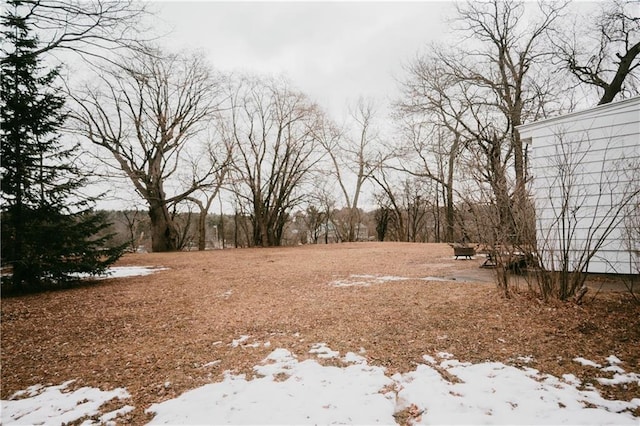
[2, 242, 639, 424]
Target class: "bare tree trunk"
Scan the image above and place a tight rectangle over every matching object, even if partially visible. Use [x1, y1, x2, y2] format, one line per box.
[219, 198, 225, 249]
[183, 198, 208, 251]
[70, 51, 225, 253]
[186, 190, 224, 251]
[197, 210, 207, 251]
[599, 42, 640, 104]
[445, 176, 454, 242]
[121, 209, 143, 252]
[251, 203, 270, 247]
[234, 210, 239, 248]
[149, 201, 179, 252]
[434, 186, 441, 243]
[512, 127, 526, 205]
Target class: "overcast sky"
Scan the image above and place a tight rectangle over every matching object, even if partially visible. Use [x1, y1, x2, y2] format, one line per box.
[86, 1, 459, 211]
[155, 1, 456, 121]
[85, 1, 601, 211]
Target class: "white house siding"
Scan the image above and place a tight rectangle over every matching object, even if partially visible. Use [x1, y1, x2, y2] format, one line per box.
[517, 96, 640, 274]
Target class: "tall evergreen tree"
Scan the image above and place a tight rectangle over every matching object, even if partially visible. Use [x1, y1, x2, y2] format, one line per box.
[1, 0, 123, 291]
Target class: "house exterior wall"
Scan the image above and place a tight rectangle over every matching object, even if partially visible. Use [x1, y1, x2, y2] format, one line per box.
[517, 96, 640, 274]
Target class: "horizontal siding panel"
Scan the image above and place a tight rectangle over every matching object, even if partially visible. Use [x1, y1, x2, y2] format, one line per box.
[519, 97, 640, 140]
[532, 148, 639, 165]
[532, 150, 639, 170]
[536, 212, 631, 230]
[523, 96, 640, 274]
[534, 182, 640, 195]
[536, 195, 636, 211]
[536, 194, 636, 210]
[529, 123, 639, 146]
[536, 237, 630, 249]
[531, 165, 639, 179]
[536, 247, 637, 274]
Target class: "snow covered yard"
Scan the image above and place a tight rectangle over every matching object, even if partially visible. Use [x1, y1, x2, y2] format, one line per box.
[1, 242, 639, 424]
[3, 342, 639, 424]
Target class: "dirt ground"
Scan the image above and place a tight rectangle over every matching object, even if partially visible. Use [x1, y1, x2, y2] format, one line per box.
[2, 242, 639, 424]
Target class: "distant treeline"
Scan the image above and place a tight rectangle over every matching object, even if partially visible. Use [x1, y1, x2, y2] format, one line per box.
[100, 201, 500, 252]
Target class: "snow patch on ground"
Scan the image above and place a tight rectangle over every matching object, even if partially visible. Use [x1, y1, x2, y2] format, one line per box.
[574, 357, 603, 368]
[511, 355, 535, 364]
[230, 335, 250, 347]
[147, 347, 640, 425]
[1, 380, 132, 425]
[74, 266, 168, 280]
[607, 355, 623, 365]
[229, 335, 271, 349]
[572, 356, 640, 386]
[147, 348, 396, 425]
[309, 342, 340, 358]
[597, 373, 640, 386]
[395, 360, 639, 425]
[3, 266, 167, 280]
[329, 274, 468, 287]
[5, 349, 639, 425]
[329, 274, 409, 287]
[98, 266, 168, 279]
[219, 289, 233, 299]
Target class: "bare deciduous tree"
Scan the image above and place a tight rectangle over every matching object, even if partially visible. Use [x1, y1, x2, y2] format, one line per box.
[371, 168, 407, 242]
[553, 0, 640, 105]
[371, 167, 436, 243]
[398, 49, 517, 242]
[70, 51, 224, 252]
[226, 76, 323, 247]
[303, 204, 326, 244]
[450, 0, 566, 199]
[373, 205, 391, 241]
[391, 97, 461, 242]
[317, 98, 381, 242]
[120, 207, 145, 252]
[2, 0, 150, 63]
[311, 179, 339, 244]
[184, 125, 234, 250]
[397, 0, 566, 263]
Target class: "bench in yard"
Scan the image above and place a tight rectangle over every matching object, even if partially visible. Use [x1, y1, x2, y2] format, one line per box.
[453, 246, 476, 260]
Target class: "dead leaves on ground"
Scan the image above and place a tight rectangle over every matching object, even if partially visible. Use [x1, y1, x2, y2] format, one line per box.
[2, 242, 639, 424]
